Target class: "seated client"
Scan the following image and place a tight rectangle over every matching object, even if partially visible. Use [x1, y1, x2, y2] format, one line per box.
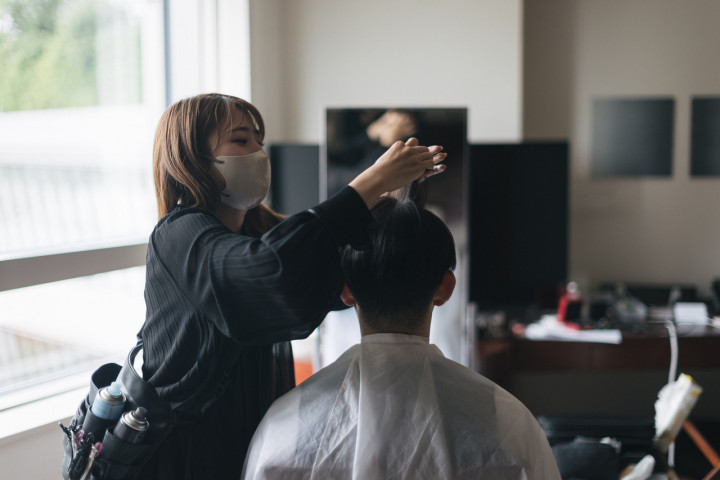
[243, 193, 561, 479]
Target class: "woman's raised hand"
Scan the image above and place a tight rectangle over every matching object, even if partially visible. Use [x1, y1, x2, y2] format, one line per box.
[405, 137, 447, 182]
[349, 137, 446, 208]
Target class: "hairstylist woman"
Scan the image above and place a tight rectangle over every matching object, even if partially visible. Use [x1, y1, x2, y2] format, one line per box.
[136, 93, 445, 479]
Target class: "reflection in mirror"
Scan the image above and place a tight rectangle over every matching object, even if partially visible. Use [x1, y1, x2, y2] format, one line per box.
[324, 107, 468, 229]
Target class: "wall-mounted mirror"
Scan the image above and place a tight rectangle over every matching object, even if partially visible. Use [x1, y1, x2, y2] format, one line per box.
[321, 107, 469, 365]
[323, 107, 468, 230]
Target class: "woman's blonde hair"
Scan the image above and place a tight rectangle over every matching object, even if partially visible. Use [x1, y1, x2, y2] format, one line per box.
[153, 93, 284, 235]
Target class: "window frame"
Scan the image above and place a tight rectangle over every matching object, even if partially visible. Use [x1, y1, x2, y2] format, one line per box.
[0, 243, 147, 292]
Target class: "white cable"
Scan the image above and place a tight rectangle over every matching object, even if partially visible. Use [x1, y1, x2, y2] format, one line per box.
[666, 320, 678, 385]
[665, 319, 679, 467]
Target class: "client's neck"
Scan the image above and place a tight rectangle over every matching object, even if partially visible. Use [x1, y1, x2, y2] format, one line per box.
[358, 312, 432, 338]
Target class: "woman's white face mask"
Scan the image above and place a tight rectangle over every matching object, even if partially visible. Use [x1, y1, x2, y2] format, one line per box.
[213, 149, 271, 210]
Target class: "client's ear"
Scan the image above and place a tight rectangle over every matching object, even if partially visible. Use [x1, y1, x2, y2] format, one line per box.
[433, 271, 456, 306]
[340, 283, 356, 307]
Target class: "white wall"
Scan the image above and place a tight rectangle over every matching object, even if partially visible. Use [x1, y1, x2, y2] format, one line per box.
[0, 388, 80, 479]
[0, 420, 70, 478]
[249, 0, 523, 144]
[524, 0, 720, 297]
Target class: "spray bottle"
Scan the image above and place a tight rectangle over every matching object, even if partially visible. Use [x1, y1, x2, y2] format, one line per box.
[82, 380, 126, 441]
[91, 381, 126, 421]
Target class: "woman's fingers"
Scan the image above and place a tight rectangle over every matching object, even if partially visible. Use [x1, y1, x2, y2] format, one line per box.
[384, 140, 446, 181]
[350, 138, 448, 206]
[419, 163, 447, 183]
[405, 144, 447, 175]
[418, 151, 447, 183]
[427, 163, 447, 175]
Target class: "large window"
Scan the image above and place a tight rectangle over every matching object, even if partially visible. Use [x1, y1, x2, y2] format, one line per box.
[0, 0, 165, 409]
[0, 0, 164, 256]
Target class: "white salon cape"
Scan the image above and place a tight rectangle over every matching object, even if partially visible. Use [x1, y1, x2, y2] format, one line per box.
[243, 334, 560, 480]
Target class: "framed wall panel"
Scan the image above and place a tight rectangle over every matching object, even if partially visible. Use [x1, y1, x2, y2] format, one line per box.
[690, 97, 720, 176]
[268, 144, 320, 215]
[591, 98, 674, 177]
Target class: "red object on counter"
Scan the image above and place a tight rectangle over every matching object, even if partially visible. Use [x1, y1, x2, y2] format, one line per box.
[557, 281, 583, 328]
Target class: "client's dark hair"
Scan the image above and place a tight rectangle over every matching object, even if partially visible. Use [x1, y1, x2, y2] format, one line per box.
[340, 194, 456, 332]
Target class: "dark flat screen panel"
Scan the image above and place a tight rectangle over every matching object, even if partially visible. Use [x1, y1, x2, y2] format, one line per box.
[691, 97, 720, 176]
[468, 142, 569, 311]
[591, 98, 674, 177]
[268, 144, 320, 215]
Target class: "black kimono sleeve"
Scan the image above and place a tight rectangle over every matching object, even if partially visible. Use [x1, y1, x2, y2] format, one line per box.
[148, 186, 373, 345]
